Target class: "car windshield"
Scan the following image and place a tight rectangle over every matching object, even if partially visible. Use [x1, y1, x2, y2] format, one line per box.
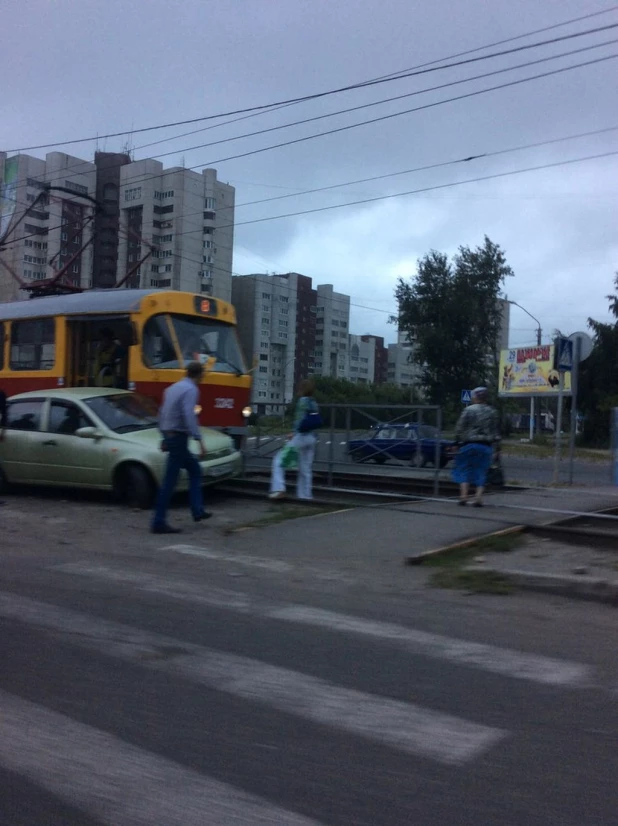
[84, 393, 159, 433]
[143, 313, 247, 375]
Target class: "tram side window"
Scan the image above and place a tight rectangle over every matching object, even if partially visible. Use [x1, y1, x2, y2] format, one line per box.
[10, 319, 55, 371]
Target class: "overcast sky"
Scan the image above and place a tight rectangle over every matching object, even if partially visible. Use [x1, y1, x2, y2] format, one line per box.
[4, 0, 617, 346]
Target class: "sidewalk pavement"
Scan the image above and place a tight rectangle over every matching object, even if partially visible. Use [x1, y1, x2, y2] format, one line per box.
[219, 485, 617, 604]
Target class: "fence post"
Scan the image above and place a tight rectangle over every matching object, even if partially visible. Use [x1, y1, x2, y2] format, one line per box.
[328, 405, 336, 487]
[345, 405, 351, 466]
[433, 407, 442, 497]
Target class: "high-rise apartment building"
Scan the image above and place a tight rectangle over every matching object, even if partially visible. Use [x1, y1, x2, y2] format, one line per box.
[117, 161, 235, 300]
[314, 284, 350, 379]
[0, 151, 235, 301]
[92, 151, 131, 288]
[0, 151, 96, 302]
[387, 329, 421, 388]
[348, 334, 388, 384]
[232, 273, 314, 409]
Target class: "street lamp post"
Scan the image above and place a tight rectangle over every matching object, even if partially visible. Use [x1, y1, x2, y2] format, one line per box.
[507, 300, 543, 441]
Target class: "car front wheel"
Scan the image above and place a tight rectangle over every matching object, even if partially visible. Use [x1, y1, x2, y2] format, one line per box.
[119, 464, 155, 509]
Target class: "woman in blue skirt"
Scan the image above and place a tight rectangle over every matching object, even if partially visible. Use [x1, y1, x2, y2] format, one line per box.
[452, 387, 500, 507]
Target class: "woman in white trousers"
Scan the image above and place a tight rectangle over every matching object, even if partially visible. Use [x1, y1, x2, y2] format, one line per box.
[269, 380, 319, 501]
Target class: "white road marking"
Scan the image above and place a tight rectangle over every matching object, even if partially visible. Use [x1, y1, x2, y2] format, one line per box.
[0, 592, 505, 765]
[0, 690, 324, 826]
[162, 544, 293, 573]
[52, 563, 591, 687]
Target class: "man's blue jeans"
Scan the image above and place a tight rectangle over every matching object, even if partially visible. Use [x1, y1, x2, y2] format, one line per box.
[152, 433, 204, 528]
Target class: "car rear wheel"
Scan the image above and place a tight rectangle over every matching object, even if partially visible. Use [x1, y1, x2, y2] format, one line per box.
[119, 464, 155, 510]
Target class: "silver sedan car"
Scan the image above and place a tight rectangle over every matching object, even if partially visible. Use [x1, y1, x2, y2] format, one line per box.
[0, 388, 242, 508]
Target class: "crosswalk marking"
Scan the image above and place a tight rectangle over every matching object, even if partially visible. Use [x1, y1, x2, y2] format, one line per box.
[158, 544, 358, 583]
[0, 690, 324, 826]
[53, 562, 592, 688]
[0, 591, 505, 765]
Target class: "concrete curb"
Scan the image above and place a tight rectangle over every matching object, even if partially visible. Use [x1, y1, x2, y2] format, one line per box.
[464, 566, 618, 606]
[405, 525, 526, 565]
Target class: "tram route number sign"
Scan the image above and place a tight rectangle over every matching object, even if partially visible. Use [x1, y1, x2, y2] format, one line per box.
[193, 296, 218, 316]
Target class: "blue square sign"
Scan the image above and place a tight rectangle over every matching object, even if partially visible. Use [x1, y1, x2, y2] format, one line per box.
[555, 337, 573, 372]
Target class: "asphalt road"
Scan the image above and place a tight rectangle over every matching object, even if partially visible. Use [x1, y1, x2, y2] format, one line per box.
[246, 433, 612, 487]
[1, 492, 617, 825]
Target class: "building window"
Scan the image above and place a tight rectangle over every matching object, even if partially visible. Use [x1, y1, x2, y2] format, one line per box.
[203, 240, 213, 249]
[204, 197, 216, 210]
[154, 190, 174, 200]
[72, 264, 79, 274]
[279, 296, 288, 303]
[262, 292, 270, 299]
[164, 264, 172, 272]
[259, 366, 268, 373]
[10, 318, 55, 371]
[124, 187, 142, 202]
[203, 211, 215, 220]
[259, 354, 268, 361]
[64, 180, 88, 196]
[153, 205, 173, 214]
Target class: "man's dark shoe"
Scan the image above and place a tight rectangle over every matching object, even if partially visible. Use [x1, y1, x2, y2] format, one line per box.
[151, 524, 182, 534]
[193, 511, 213, 522]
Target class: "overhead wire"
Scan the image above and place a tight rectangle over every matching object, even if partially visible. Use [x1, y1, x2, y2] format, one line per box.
[9, 39, 616, 207]
[6, 12, 618, 154]
[3, 124, 618, 255]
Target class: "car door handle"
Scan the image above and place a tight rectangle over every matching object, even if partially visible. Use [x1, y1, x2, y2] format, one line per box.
[43, 440, 58, 446]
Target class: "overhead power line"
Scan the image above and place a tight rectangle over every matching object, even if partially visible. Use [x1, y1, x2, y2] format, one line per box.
[202, 52, 618, 167]
[15, 42, 615, 208]
[4, 122, 617, 253]
[5, 15, 618, 154]
[228, 149, 618, 229]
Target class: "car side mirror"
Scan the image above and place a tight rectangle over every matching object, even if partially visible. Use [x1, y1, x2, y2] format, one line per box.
[75, 426, 103, 440]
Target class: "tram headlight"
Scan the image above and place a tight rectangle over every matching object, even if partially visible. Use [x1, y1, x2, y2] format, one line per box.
[242, 405, 252, 419]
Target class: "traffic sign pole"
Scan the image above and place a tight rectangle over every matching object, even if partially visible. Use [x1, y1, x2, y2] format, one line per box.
[567, 335, 582, 485]
[552, 372, 565, 484]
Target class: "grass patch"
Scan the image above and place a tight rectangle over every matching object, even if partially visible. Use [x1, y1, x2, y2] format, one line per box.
[423, 532, 520, 594]
[423, 532, 522, 568]
[501, 443, 609, 463]
[227, 504, 341, 532]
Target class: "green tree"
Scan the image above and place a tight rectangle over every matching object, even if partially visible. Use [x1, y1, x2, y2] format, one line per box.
[578, 272, 618, 446]
[394, 236, 512, 406]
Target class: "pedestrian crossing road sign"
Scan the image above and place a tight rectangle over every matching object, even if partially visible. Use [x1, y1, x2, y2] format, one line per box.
[555, 337, 573, 372]
[461, 389, 472, 404]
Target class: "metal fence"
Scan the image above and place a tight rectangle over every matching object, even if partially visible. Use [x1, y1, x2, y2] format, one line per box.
[243, 403, 616, 491]
[243, 403, 452, 494]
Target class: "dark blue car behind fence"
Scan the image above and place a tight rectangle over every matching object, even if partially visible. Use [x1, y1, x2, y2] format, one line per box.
[348, 424, 456, 468]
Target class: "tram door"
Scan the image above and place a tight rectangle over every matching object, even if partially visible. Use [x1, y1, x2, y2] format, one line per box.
[66, 320, 92, 387]
[66, 317, 134, 388]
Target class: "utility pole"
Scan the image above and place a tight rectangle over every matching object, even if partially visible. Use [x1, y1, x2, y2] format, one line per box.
[507, 301, 542, 440]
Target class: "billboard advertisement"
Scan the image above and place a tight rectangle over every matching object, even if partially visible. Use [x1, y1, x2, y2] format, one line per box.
[0, 156, 19, 240]
[499, 345, 572, 396]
